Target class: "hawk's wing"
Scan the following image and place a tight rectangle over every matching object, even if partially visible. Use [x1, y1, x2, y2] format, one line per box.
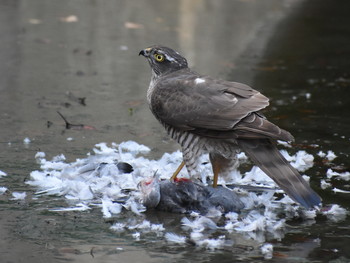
[150, 69, 292, 141]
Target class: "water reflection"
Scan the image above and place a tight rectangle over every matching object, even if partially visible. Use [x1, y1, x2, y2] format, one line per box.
[0, 0, 349, 262]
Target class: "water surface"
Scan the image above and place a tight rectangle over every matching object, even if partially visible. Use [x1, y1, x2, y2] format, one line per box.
[0, 0, 349, 262]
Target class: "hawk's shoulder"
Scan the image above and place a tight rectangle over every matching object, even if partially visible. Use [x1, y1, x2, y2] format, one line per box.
[149, 69, 270, 131]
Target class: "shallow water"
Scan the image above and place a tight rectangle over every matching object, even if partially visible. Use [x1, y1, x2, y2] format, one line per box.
[0, 0, 350, 262]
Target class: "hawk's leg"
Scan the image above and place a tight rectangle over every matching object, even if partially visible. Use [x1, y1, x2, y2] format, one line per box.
[209, 153, 232, 188]
[170, 161, 185, 181]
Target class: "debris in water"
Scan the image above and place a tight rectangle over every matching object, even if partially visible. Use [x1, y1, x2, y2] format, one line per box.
[11, 192, 27, 200]
[60, 15, 78, 23]
[124, 22, 144, 29]
[25, 140, 348, 253]
[0, 170, 7, 178]
[57, 111, 96, 130]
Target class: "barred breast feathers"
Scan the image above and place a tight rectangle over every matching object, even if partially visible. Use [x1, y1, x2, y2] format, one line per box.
[163, 123, 237, 159]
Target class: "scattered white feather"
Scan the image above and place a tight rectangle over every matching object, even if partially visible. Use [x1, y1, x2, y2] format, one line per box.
[23, 140, 346, 250]
[326, 151, 337, 161]
[292, 151, 314, 172]
[49, 203, 91, 212]
[332, 188, 350, 194]
[195, 235, 226, 250]
[118, 141, 150, 155]
[322, 204, 348, 222]
[336, 171, 350, 181]
[11, 192, 26, 200]
[189, 211, 200, 217]
[127, 220, 165, 232]
[0, 186, 8, 194]
[224, 221, 238, 231]
[151, 223, 165, 232]
[327, 169, 350, 181]
[205, 207, 223, 218]
[110, 222, 126, 232]
[241, 166, 274, 185]
[260, 243, 273, 259]
[52, 154, 66, 162]
[132, 232, 141, 241]
[279, 195, 296, 206]
[65, 182, 94, 200]
[181, 217, 218, 232]
[123, 197, 146, 215]
[225, 212, 239, 222]
[301, 209, 317, 220]
[0, 170, 7, 178]
[101, 198, 122, 218]
[317, 151, 326, 158]
[235, 211, 266, 232]
[302, 175, 310, 183]
[128, 220, 151, 230]
[190, 231, 204, 241]
[280, 150, 314, 172]
[23, 137, 31, 144]
[320, 179, 332, 189]
[326, 169, 338, 179]
[270, 219, 286, 232]
[277, 140, 292, 148]
[194, 78, 206, 84]
[35, 152, 46, 159]
[280, 150, 294, 162]
[165, 232, 186, 244]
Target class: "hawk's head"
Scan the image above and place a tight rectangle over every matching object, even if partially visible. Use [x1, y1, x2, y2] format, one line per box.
[139, 45, 188, 76]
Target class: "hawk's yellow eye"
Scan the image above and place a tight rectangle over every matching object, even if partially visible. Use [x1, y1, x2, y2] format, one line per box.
[154, 53, 165, 62]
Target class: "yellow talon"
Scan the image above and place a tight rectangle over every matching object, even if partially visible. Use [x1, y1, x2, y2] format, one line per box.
[170, 161, 185, 181]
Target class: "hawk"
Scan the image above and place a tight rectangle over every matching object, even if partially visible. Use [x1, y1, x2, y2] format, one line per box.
[139, 45, 321, 208]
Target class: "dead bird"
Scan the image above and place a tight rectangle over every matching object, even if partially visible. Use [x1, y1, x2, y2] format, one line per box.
[139, 175, 244, 215]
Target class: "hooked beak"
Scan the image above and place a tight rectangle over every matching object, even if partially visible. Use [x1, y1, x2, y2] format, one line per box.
[139, 47, 152, 57]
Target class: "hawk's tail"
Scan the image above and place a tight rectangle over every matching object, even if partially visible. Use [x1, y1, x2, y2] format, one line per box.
[237, 138, 322, 208]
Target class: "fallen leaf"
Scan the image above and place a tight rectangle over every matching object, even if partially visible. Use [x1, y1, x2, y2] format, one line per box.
[57, 111, 96, 130]
[125, 100, 143, 107]
[124, 22, 144, 29]
[155, 17, 164, 23]
[60, 15, 78, 23]
[299, 109, 317, 114]
[273, 252, 288, 258]
[58, 247, 82, 254]
[28, 18, 42, 24]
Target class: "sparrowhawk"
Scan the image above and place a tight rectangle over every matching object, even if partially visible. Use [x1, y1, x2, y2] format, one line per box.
[139, 45, 321, 209]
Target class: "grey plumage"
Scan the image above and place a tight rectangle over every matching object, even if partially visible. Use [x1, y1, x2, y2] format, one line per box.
[139, 45, 321, 208]
[139, 176, 244, 214]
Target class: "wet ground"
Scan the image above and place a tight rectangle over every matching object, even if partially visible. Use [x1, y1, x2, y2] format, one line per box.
[0, 0, 350, 262]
